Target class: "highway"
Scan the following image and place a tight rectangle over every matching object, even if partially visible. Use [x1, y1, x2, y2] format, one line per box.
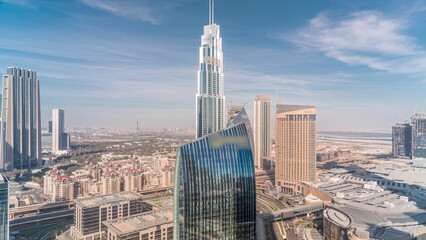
[258, 192, 289, 209]
[284, 220, 300, 240]
[10, 209, 74, 231]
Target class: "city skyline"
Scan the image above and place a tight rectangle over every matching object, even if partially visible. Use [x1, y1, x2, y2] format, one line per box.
[1, 0, 426, 131]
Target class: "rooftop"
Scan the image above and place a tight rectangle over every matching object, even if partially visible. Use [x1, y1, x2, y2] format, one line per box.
[104, 209, 172, 234]
[75, 192, 142, 207]
[0, 174, 8, 184]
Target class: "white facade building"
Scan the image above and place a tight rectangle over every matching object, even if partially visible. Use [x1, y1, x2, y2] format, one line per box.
[196, 0, 225, 138]
[253, 95, 272, 169]
[52, 109, 70, 154]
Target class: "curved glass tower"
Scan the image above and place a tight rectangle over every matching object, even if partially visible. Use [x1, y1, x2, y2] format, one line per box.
[174, 123, 256, 239]
[196, 0, 225, 138]
[227, 106, 254, 157]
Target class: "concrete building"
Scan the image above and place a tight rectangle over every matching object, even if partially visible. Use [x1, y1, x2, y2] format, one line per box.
[123, 169, 143, 192]
[103, 209, 173, 240]
[52, 175, 76, 202]
[392, 122, 412, 158]
[1, 67, 41, 170]
[315, 162, 426, 239]
[411, 114, 426, 159]
[161, 166, 174, 188]
[102, 171, 122, 195]
[275, 105, 316, 191]
[52, 109, 70, 154]
[85, 163, 102, 181]
[43, 169, 64, 195]
[254, 95, 272, 169]
[195, 0, 225, 138]
[0, 174, 9, 240]
[70, 192, 152, 240]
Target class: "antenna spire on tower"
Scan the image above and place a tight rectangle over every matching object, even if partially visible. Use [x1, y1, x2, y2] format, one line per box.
[209, 0, 214, 25]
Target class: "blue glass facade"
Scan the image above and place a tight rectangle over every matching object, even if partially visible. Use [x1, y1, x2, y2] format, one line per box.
[412, 114, 426, 159]
[227, 106, 254, 155]
[174, 123, 256, 240]
[0, 174, 8, 240]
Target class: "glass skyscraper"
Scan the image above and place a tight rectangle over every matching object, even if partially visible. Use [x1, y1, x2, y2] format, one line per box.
[392, 122, 412, 158]
[196, 0, 225, 138]
[1, 67, 41, 170]
[174, 123, 256, 239]
[0, 174, 9, 240]
[227, 106, 254, 156]
[411, 114, 426, 159]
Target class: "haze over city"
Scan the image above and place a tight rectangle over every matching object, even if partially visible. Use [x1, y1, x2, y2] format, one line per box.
[1, 0, 426, 131]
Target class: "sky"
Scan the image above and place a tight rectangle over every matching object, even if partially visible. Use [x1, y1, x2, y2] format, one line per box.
[1, 0, 426, 132]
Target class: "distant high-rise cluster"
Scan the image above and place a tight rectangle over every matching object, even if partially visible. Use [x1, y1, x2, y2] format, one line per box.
[392, 114, 426, 159]
[195, 0, 225, 138]
[52, 109, 70, 154]
[254, 95, 272, 169]
[275, 104, 316, 190]
[0, 67, 41, 171]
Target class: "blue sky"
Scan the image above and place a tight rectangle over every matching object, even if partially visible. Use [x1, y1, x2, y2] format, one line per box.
[1, 0, 426, 131]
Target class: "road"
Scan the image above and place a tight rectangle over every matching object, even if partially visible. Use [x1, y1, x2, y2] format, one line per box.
[257, 199, 273, 213]
[284, 221, 301, 240]
[258, 193, 288, 209]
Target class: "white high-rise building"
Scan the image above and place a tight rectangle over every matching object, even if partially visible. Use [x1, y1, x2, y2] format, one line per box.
[196, 0, 225, 138]
[1, 67, 41, 170]
[254, 95, 272, 169]
[52, 109, 70, 153]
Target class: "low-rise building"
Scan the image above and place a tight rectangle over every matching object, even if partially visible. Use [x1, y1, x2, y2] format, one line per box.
[103, 209, 173, 240]
[70, 192, 152, 240]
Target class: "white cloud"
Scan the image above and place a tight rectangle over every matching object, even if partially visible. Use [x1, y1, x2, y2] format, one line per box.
[285, 11, 426, 75]
[78, 0, 177, 24]
[0, 0, 32, 6]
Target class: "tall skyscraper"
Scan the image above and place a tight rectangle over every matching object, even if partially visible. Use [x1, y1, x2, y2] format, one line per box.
[392, 122, 412, 158]
[275, 105, 316, 191]
[174, 123, 256, 239]
[1, 67, 41, 170]
[253, 95, 272, 169]
[196, 0, 225, 138]
[52, 109, 70, 153]
[411, 114, 426, 159]
[0, 174, 8, 240]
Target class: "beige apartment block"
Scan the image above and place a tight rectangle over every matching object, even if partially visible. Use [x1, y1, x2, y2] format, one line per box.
[104, 209, 173, 240]
[52, 175, 76, 202]
[102, 171, 122, 195]
[123, 169, 144, 192]
[275, 105, 316, 191]
[254, 95, 272, 169]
